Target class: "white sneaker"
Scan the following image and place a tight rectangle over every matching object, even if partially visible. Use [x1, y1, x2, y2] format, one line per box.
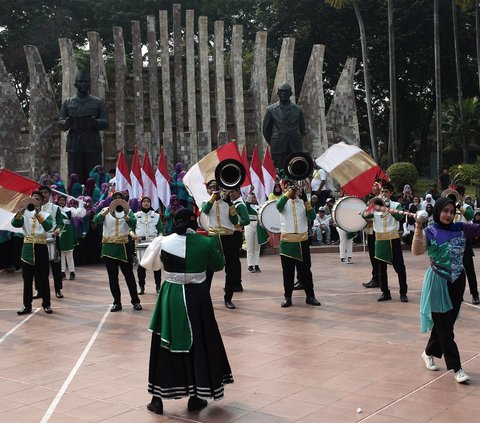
[454, 369, 470, 383]
[421, 351, 439, 371]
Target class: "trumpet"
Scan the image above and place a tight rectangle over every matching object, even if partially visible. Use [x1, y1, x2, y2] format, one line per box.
[109, 199, 130, 218]
[214, 158, 246, 199]
[17, 197, 40, 213]
[283, 152, 314, 191]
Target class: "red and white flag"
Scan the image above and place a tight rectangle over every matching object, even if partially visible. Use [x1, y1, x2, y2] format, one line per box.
[250, 146, 266, 205]
[183, 141, 243, 206]
[315, 142, 385, 198]
[0, 169, 40, 232]
[240, 145, 252, 199]
[141, 151, 159, 211]
[155, 147, 171, 208]
[262, 146, 276, 198]
[115, 150, 132, 195]
[130, 148, 143, 200]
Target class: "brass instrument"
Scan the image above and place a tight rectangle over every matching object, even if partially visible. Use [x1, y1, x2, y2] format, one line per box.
[214, 158, 246, 197]
[283, 152, 314, 190]
[18, 197, 40, 213]
[441, 188, 460, 204]
[109, 199, 130, 218]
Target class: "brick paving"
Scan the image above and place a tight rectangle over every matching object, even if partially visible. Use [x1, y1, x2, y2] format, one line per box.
[1, 246, 480, 422]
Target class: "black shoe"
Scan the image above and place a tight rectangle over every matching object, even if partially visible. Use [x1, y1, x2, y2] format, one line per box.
[306, 297, 321, 306]
[400, 294, 409, 303]
[281, 297, 292, 308]
[255, 265, 261, 273]
[377, 293, 392, 302]
[224, 300, 236, 309]
[55, 290, 64, 299]
[188, 396, 208, 411]
[473, 295, 480, 305]
[248, 266, 255, 273]
[69, 272, 75, 280]
[61, 272, 66, 281]
[43, 306, 53, 314]
[17, 306, 32, 315]
[110, 304, 122, 312]
[147, 397, 163, 415]
[138, 286, 145, 295]
[293, 281, 304, 290]
[133, 303, 142, 311]
[233, 284, 243, 292]
[156, 285, 161, 293]
[363, 280, 380, 288]
[32, 291, 41, 299]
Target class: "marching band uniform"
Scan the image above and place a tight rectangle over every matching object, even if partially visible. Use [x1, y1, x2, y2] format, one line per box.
[146, 208, 233, 415]
[202, 187, 241, 309]
[277, 187, 321, 307]
[12, 201, 54, 314]
[39, 187, 65, 298]
[93, 201, 142, 312]
[245, 196, 268, 272]
[58, 202, 86, 281]
[453, 187, 479, 304]
[135, 204, 164, 294]
[232, 195, 250, 290]
[362, 184, 408, 302]
[362, 182, 381, 288]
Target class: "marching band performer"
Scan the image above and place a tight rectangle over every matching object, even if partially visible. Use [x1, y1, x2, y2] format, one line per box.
[362, 182, 408, 303]
[232, 188, 250, 291]
[245, 193, 268, 273]
[451, 185, 480, 305]
[277, 180, 321, 308]
[38, 185, 65, 299]
[93, 191, 142, 312]
[146, 208, 233, 415]
[12, 192, 54, 315]
[56, 194, 86, 281]
[413, 196, 480, 383]
[202, 180, 243, 309]
[133, 196, 164, 294]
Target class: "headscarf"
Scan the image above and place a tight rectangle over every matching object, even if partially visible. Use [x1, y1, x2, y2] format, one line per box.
[403, 184, 412, 195]
[432, 197, 455, 229]
[68, 173, 79, 195]
[175, 163, 183, 173]
[84, 177, 96, 197]
[96, 165, 107, 185]
[169, 195, 182, 212]
[140, 196, 153, 213]
[173, 208, 198, 235]
[178, 170, 186, 181]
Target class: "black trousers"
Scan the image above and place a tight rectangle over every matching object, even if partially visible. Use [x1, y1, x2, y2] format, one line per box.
[463, 240, 478, 297]
[104, 256, 140, 306]
[367, 233, 380, 283]
[281, 240, 315, 299]
[222, 232, 242, 302]
[34, 244, 63, 292]
[426, 274, 465, 372]
[377, 238, 408, 296]
[22, 244, 50, 309]
[68, 151, 101, 184]
[137, 266, 162, 289]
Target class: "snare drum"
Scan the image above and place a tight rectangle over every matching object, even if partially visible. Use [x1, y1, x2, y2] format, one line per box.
[137, 242, 150, 264]
[47, 238, 56, 261]
[331, 196, 367, 232]
[258, 200, 281, 234]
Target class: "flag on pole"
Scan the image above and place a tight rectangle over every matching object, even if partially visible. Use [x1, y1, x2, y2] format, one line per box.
[115, 150, 132, 194]
[183, 141, 243, 206]
[141, 151, 159, 211]
[155, 147, 171, 208]
[315, 142, 385, 198]
[240, 145, 252, 199]
[250, 146, 267, 205]
[262, 146, 276, 198]
[0, 169, 40, 232]
[130, 147, 143, 200]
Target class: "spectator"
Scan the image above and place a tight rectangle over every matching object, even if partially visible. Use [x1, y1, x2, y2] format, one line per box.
[437, 167, 451, 191]
[420, 194, 436, 211]
[424, 183, 441, 201]
[68, 173, 83, 198]
[312, 207, 332, 245]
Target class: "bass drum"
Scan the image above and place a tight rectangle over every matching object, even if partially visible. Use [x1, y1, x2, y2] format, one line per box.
[332, 196, 367, 232]
[258, 200, 281, 234]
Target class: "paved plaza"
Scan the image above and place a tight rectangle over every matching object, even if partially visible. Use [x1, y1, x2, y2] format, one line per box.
[1, 247, 480, 423]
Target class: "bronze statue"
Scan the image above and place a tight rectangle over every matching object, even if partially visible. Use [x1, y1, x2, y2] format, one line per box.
[262, 83, 305, 171]
[58, 70, 108, 183]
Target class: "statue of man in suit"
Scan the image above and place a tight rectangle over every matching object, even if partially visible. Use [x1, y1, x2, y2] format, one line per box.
[262, 83, 305, 171]
[58, 70, 108, 183]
